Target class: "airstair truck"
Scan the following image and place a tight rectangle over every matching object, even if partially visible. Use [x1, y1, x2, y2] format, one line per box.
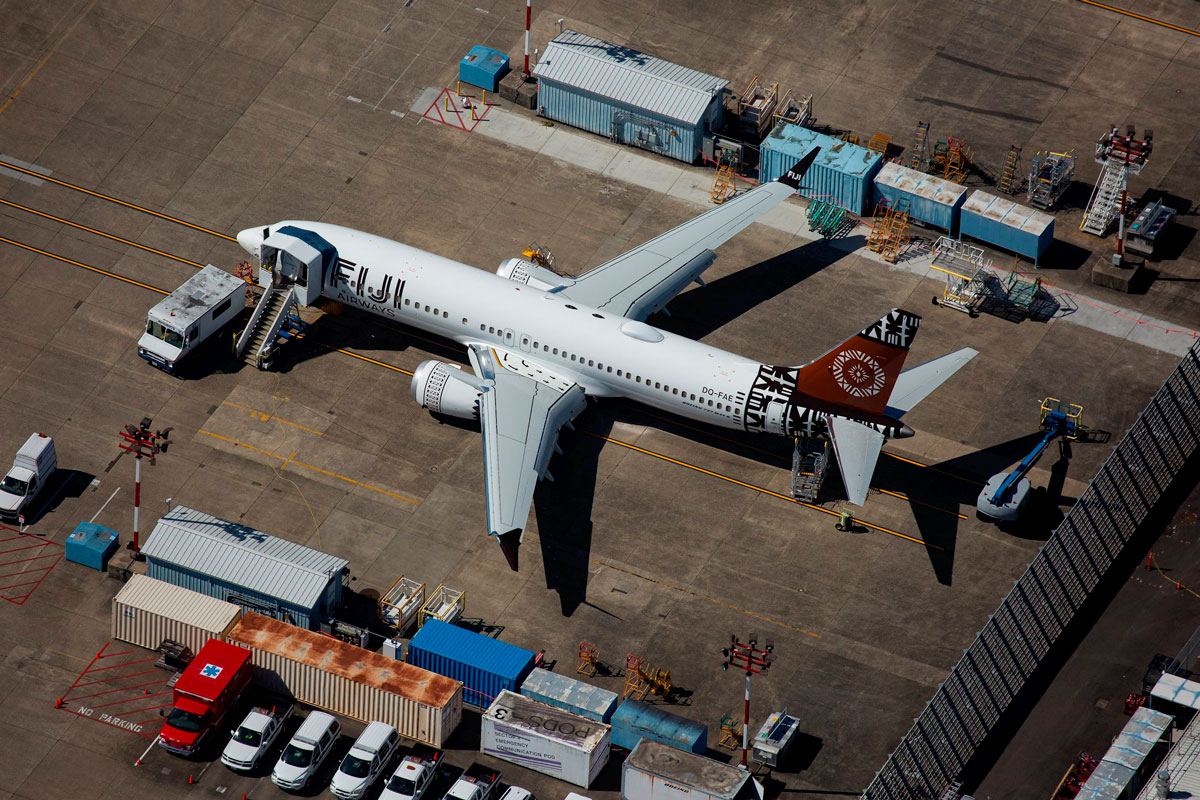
[138, 265, 245, 373]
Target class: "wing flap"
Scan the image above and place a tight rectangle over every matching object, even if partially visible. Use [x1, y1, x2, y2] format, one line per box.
[474, 346, 587, 541]
[826, 415, 885, 506]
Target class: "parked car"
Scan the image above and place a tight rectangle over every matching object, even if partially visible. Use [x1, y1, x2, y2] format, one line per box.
[221, 703, 293, 771]
[330, 721, 400, 799]
[0, 433, 56, 522]
[381, 744, 444, 800]
[272, 711, 341, 791]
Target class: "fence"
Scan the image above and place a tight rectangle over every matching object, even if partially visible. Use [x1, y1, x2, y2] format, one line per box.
[862, 341, 1200, 800]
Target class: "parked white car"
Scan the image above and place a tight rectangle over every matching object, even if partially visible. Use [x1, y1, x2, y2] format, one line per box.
[0, 433, 56, 522]
[330, 721, 400, 800]
[221, 704, 292, 771]
[271, 711, 340, 790]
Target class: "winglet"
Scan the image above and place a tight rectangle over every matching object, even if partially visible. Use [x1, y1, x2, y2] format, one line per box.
[777, 148, 821, 191]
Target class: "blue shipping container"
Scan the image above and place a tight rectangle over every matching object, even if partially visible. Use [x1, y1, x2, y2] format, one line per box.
[64, 522, 120, 571]
[407, 620, 536, 707]
[521, 668, 620, 723]
[610, 700, 707, 754]
[759, 123, 882, 216]
[959, 190, 1054, 264]
[873, 162, 968, 233]
[459, 46, 509, 93]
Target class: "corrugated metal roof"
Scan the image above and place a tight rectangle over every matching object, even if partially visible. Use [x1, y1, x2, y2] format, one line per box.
[229, 613, 462, 708]
[409, 619, 535, 681]
[142, 506, 347, 609]
[762, 123, 882, 179]
[1152, 673, 1200, 709]
[1076, 707, 1172, 800]
[612, 699, 706, 748]
[532, 30, 727, 124]
[486, 690, 609, 751]
[962, 190, 1054, 235]
[522, 668, 618, 719]
[626, 740, 747, 798]
[875, 162, 967, 208]
[1132, 704, 1200, 800]
[113, 574, 241, 631]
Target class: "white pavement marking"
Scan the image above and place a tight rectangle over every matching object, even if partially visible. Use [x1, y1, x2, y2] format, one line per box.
[0, 154, 49, 185]
[465, 98, 1198, 356]
[89, 487, 120, 523]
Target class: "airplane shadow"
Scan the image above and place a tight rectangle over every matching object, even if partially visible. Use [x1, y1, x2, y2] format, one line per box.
[648, 236, 860, 341]
[533, 408, 615, 618]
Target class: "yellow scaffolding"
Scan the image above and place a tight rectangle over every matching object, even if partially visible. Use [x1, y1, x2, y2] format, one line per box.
[718, 714, 742, 750]
[866, 200, 910, 263]
[578, 641, 599, 677]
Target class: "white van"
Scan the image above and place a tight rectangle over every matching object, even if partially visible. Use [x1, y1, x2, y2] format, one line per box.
[330, 721, 400, 799]
[138, 265, 245, 373]
[0, 433, 57, 522]
[272, 711, 341, 791]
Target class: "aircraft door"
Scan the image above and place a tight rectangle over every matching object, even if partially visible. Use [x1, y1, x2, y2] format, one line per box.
[518, 333, 531, 353]
[764, 401, 788, 435]
[503, 328, 515, 346]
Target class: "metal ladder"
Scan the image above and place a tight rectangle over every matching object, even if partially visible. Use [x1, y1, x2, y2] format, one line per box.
[791, 438, 830, 502]
[1079, 159, 1126, 236]
[235, 284, 297, 369]
[997, 145, 1022, 194]
[908, 121, 929, 170]
[710, 153, 738, 204]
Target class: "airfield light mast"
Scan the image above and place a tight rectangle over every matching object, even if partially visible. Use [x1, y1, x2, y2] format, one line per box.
[117, 418, 169, 557]
[523, 0, 532, 77]
[722, 633, 773, 767]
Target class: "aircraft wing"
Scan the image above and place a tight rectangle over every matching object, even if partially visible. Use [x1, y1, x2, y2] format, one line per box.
[469, 345, 588, 559]
[826, 415, 886, 506]
[560, 149, 821, 320]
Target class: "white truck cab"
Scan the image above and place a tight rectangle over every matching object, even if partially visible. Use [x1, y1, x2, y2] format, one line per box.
[0, 433, 57, 523]
[138, 265, 245, 373]
[221, 704, 292, 772]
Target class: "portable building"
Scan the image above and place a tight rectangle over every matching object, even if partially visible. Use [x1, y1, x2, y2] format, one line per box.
[407, 619, 536, 707]
[482, 690, 611, 788]
[622, 740, 763, 800]
[112, 574, 242, 654]
[1073, 707, 1172, 800]
[610, 699, 707, 754]
[759, 123, 882, 215]
[65, 522, 120, 571]
[873, 162, 968, 233]
[532, 30, 727, 164]
[521, 668, 619, 723]
[142, 505, 347, 630]
[228, 613, 463, 747]
[460, 45, 509, 92]
[959, 190, 1055, 264]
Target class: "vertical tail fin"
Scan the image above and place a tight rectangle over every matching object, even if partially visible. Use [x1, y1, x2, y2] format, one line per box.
[792, 309, 921, 417]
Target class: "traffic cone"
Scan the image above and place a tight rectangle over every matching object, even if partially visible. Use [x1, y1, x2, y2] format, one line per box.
[54, 697, 63, 708]
[188, 774, 194, 785]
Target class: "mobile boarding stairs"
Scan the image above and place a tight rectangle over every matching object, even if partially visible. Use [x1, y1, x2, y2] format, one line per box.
[235, 226, 334, 369]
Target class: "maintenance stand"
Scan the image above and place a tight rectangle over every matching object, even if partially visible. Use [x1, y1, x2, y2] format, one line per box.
[977, 398, 1082, 522]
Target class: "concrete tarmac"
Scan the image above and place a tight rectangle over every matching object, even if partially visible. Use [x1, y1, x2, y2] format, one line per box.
[0, 2, 1198, 799]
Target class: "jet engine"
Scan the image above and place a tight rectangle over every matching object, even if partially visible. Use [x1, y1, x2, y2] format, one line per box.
[495, 258, 574, 292]
[410, 360, 486, 420]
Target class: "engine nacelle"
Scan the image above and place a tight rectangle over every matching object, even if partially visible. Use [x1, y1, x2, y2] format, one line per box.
[410, 360, 486, 420]
[495, 258, 574, 292]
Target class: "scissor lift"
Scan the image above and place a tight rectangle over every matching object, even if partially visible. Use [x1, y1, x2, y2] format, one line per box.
[929, 236, 992, 315]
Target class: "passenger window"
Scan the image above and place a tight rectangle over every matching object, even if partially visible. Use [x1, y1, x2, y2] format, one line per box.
[672, 388, 678, 395]
[424, 304, 430, 312]
[433, 308, 438, 314]
[690, 393, 696, 400]
[211, 297, 232, 318]
[588, 359, 594, 366]
[406, 299, 411, 306]
[533, 341, 539, 348]
[443, 311, 448, 318]
[607, 366, 613, 373]
[654, 382, 660, 389]
[553, 348, 558, 355]
[480, 324, 486, 331]
[462, 317, 468, 324]
[571, 354, 576, 361]
[489, 327, 496, 334]
[617, 370, 623, 377]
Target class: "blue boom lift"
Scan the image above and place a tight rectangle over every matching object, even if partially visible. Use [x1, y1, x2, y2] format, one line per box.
[977, 398, 1082, 522]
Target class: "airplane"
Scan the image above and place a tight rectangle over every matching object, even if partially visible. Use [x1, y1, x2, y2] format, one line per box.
[236, 148, 977, 567]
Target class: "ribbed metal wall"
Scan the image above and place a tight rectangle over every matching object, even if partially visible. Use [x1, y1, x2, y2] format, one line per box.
[237, 644, 463, 747]
[112, 575, 242, 654]
[538, 80, 709, 163]
[862, 342, 1200, 800]
[147, 561, 317, 630]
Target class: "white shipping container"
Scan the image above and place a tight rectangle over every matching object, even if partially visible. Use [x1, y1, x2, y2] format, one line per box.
[622, 741, 762, 800]
[227, 612, 463, 747]
[482, 690, 610, 788]
[111, 574, 242, 655]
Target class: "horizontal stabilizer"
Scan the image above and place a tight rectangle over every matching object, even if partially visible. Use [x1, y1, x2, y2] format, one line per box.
[886, 348, 978, 418]
[826, 415, 885, 506]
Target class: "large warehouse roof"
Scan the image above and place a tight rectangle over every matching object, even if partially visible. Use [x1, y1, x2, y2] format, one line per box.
[533, 30, 728, 124]
[142, 505, 347, 609]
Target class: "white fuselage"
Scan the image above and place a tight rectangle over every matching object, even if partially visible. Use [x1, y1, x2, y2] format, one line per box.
[279, 222, 898, 440]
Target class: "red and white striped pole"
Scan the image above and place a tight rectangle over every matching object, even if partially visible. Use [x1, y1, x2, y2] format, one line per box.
[132, 454, 142, 555]
[523, 0, 532, 77]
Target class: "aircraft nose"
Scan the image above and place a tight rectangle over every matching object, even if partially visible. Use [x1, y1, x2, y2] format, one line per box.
[236, 226, 266, 255]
